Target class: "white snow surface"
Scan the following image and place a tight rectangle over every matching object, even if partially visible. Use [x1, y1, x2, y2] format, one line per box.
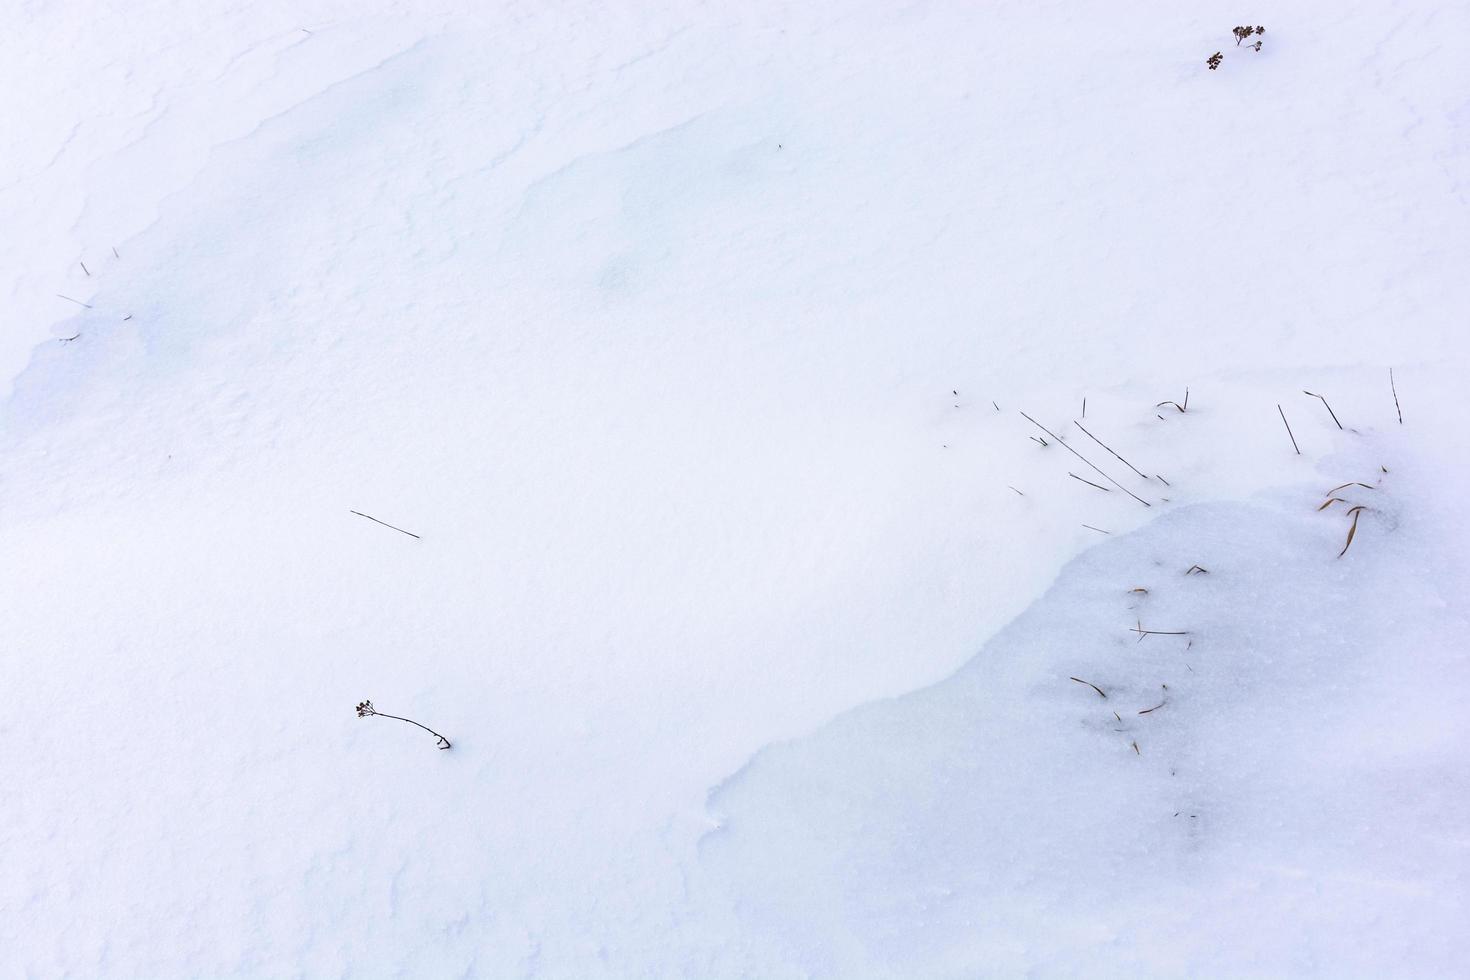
[3, 1, 1468, 976]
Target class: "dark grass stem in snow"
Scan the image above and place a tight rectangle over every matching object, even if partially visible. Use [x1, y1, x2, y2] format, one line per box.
[1020, 412, 1151, 507]
[350, 510, 421, 539]
[1277, 404, 1301, 455]
[1302, 390, 1343, 429]
[1156, 388, 1189, 413]
[1070, 677, 1107, 698]
[1131, 620, 1189, 641]
[1073, 421, 1149, 480]
[1068, 472, 1111, 493]
[356, 700, 452, 750]
[1390, 368, 1403, 423]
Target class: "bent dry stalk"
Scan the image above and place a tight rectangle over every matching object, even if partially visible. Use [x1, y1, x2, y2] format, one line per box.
[356, 699, 452, 750]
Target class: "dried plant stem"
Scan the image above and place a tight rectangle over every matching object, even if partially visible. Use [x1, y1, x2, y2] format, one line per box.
[1068, 472, 1111, 493]
[1070, 677, 1107, 698]
[1302, 390, 1343, 429]
[357, 700, 451, 749]
[1020, 412, 1151, 507]
[350, 510, 421, 539]
[1338, 506, 1366, 558]
[1073, 421, 1148, 479]
[377, 711, 451, 748]
[1390, 368, 1402, 424]
[1156, 388, 1189, 413]
[1131, 619, 1189, 641]
[1277, 404, 1300, 455]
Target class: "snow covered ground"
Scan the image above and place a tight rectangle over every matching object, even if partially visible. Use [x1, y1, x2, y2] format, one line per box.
[3, 1, 1467, 976]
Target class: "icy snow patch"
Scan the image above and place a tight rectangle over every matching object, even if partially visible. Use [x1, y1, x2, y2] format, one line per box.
[688, 472, 1470, 977]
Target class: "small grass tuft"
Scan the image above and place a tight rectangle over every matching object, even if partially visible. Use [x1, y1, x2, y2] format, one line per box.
[1156, 388, 1190, 413]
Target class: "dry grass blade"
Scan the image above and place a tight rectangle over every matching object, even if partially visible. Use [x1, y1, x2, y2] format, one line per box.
[1326, 482, 1375, 495]
[1070, 677, 1107, 699]
[1138, 701, 1166, 715]
[1152, 387, 1187, 411]
[1338, 506, 1366, 558]
[1390, 368, 1403, 424]
[1317, 497, 1346, 511]
[1131, 619, 1190, 641]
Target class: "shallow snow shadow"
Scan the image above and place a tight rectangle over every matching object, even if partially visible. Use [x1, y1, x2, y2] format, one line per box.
[689, 489, 1469, 976]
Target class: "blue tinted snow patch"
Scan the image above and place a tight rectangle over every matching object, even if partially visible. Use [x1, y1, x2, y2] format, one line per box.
[690, 493, 1468, 976]
[0, 38, 441, 437]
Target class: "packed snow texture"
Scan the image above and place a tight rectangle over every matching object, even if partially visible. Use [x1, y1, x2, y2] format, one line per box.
[2, 1, 1467, 976]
